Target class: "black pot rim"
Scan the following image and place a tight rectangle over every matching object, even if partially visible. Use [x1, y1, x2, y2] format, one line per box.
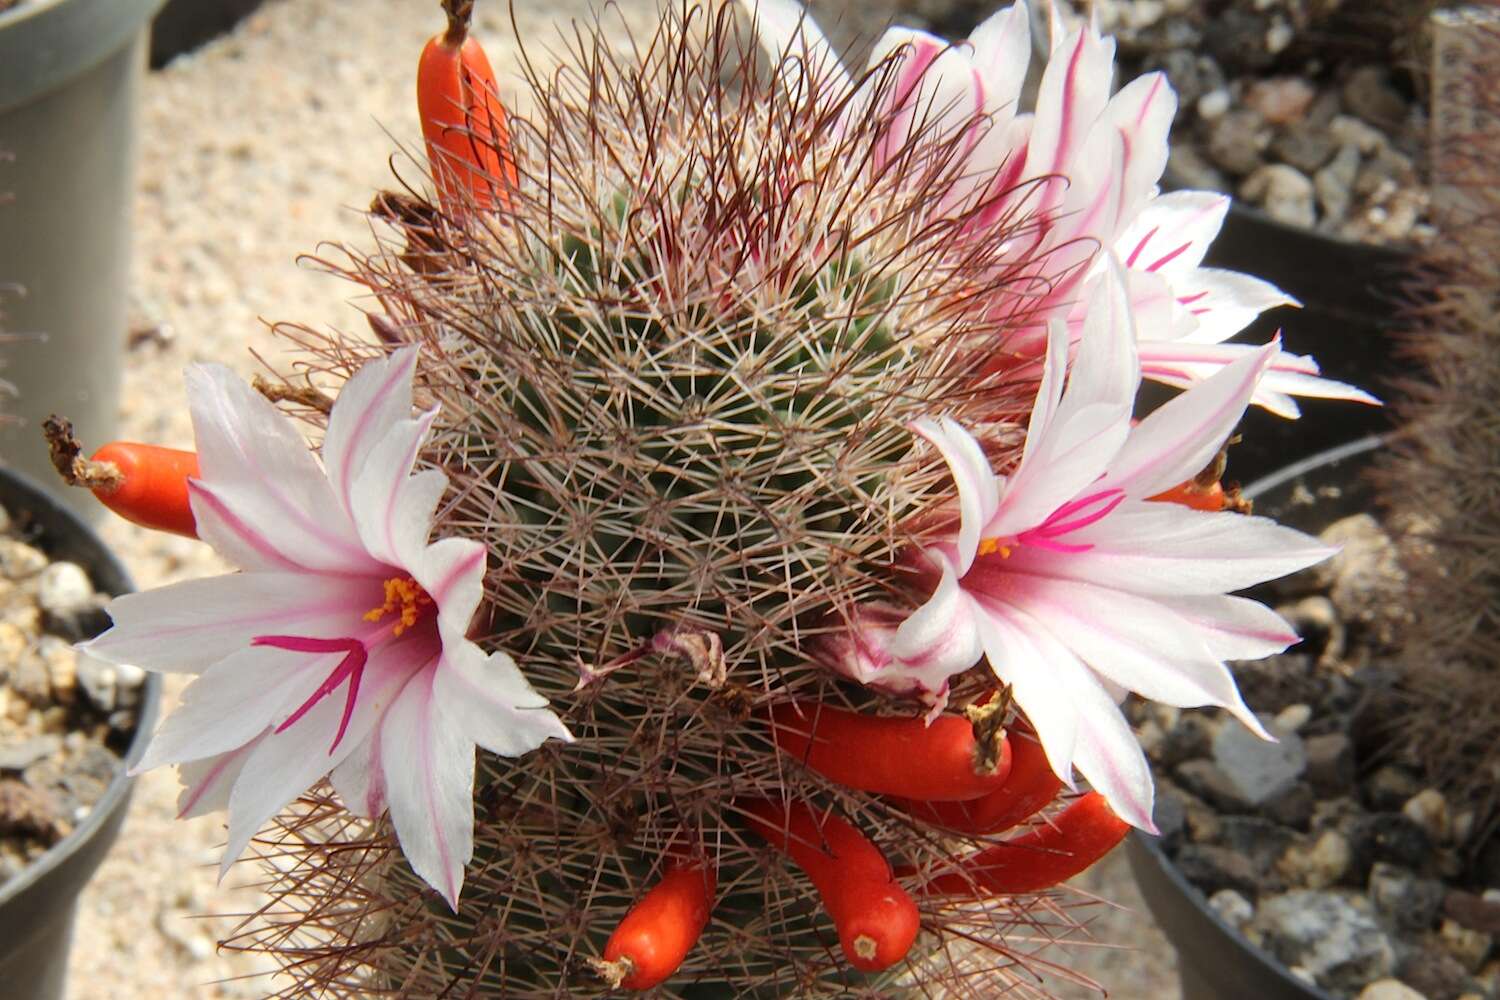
[1130, 434, 1390, 1000]
[0, 465, 160, 910]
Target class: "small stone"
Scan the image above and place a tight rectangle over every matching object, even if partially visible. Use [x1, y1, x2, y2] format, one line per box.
[1252, 890, 1396, 992]
[1158, 711, 1220, 768]
[1439, 919, 1492, 972]
[1211, 717, 1307, 807]
[1273, 123, 1338, 174]
[1264, 782, 1317, 831]
[1369, 863, 1445, 933]
[1274, 703, 1313, 734]
[0, 539, 48, 579]
[1329, 114, 1390, 156]
[1137, 718, 1166, 760]
[1242, 164, 1317, 229]
[1400, 943, 1481, 1000]
[1320, 142, 1368, 224]
[1350, 813, 1434, 874]
[1367, 766, 1425, 812]
[1245, 77, 1317, 125]
[1209, 889, 1255, 930]
[35, 562, 94, 618]
[75, 652, 118, 713]
[1305, 732, 1357, 795]
[1316, 514, 1412, 648]
[1198, 88, 1232, 121]
[1220, 816, 1296, 876]
[1153, 781, 1188, 847]
[1175, 844, 1261, 896]
[1357, 981, 1427, 1000]
[1342, 66, 1410, 132]
[1176, 758, 1250, 813]
[1278, 830, 1352, 890]
[1356, 146, 1418, 199]
[0, 734, 63, 772]
[1265, 16, 1294, 55]
[1167, 144, 1229, 193]
[1207, 109, 1269, 176]
[36, 637, 78, 705]
[1403, 789, 1452, 845]
[113, 662, 147, 708]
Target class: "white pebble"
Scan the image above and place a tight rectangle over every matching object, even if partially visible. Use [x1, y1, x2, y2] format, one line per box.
[1197, 88, 1232, 121]
[37, 562, 95, 617]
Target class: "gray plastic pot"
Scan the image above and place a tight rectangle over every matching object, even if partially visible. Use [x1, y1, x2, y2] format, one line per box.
[1127, 435, 1384, 1000]
[0, 465, 159, 1000]
[0, 0, 166, 516]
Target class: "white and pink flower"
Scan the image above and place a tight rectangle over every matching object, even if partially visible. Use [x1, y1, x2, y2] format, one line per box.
[831, 262, 1334, 830]
[85, 348, 571, 908]
[738, 0, 1377, 415]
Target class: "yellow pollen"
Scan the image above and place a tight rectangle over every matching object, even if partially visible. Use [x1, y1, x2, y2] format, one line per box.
[363, 576, 433, 637]
[977, 538, 1012, 559]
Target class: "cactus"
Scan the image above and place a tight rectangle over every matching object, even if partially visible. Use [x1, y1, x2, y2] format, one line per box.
[1374, 9, 1500, 847]
[220, 5, 1094, 997]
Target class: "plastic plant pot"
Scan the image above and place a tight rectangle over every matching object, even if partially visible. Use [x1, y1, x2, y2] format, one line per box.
[150, 0, 266, 68]
[1126, 434, 1384, 1000]
[0, 0, 166, 516]
[0, 465, 160, 1000]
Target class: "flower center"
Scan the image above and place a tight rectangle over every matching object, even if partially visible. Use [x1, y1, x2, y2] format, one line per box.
[252, 635, 369, 754]
[363, 575, 433, 637]
[977, 489, 1126, 559]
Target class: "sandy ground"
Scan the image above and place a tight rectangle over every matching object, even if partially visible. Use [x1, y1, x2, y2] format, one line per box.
[66, 0, 1180, 996]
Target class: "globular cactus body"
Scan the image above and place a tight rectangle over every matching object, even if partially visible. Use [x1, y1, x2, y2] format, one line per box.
[230, 4, 1100, 997]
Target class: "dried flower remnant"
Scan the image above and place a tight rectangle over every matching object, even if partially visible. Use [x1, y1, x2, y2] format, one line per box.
[84, 348, 570, 908]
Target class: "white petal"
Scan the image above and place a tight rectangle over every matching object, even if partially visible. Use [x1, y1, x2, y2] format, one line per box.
[1013, 502, 1336, 595]
[348, 419, 443, 569]
[412, 536, 488, 637]
[85, 572, 378, 673]
[737, 0, 853, 98]
[983, 608, 1155, 830]
[969, 568, 1267, 736]
[1098, 72, 1175, 228]
[1157, 594, 1302, 661]
[910, 417, 1000, 573]
[1023, 23, 1116, 211]
[1116, 189, 1229, 277]
[972, 608, 1079, 782]
[1170, 268, 1299, 345]
[185, 366, 375, 575]
[381, 669, 475, 909]
[969, 3, 1031, 114]
[323, 347, 421, 519]
[132, 645, 327, 772]
[330, 730, 388, 820]
[220, 643, 429, 876]
[1060, 257, 1141, 415]
[1098, 340, 1277, 499]
[175, 734, 265, 820]
[432, 623, 572, 758]
[890, 563, 986, 686]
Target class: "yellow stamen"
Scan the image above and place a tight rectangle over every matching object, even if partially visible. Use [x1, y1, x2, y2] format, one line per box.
[977, 538, 1012, 559]
[363, 576, 433, 637]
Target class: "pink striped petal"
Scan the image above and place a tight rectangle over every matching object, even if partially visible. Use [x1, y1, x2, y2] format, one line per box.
[737, 0, 853, 100]
[381, 668, 475, 910]
[175, 734, 264, 820]
[412, 536, 488, 637]
[348, 421, 443, 569]
[1024, 23, 1116, 213]
[186, 365, 375, 575]
[84, 572, 380, 673]
[969, 2, 1031, 114]
[432, 621, 573, 757]
[1168, 268, 1300, 345]
[1098, 72, 1175, 228]
[1015, 503, 1336, 596]
[1155, 594, 1302, 662]
[1116, 190, 1229, 277]
[910, 416, 1000, 573]
[323, 347, 421, 520]
[889, 564, 986, 686]
[329, 730, 388, 820]
[1097, 340, 1278, 499]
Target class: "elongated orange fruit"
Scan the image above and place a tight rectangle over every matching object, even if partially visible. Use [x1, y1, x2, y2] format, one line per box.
[768, 702, 1012, 801]
[417, 12, 516, 210]
[894, 729, 1064, 834]
[600, 854, 716, 990]
[89, 443, 199, 538]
